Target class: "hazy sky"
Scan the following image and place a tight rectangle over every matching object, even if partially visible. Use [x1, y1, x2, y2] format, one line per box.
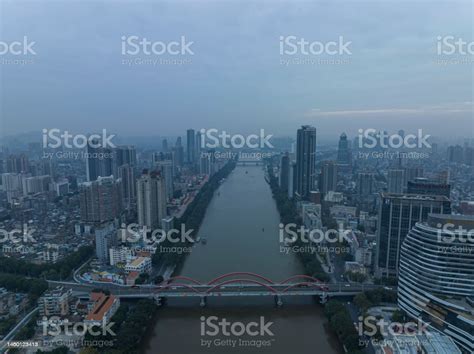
[0, 0, 473, 140]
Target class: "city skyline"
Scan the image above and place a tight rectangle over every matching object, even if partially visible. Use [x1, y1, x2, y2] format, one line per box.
[0, 1, 472, 354]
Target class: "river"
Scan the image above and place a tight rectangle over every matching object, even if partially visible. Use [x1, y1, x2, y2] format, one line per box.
[143, 165, 342, 353]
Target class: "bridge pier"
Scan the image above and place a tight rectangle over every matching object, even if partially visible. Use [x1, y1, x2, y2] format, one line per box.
[275, 295, 283, 307]
[200, 296, 207, 307]
[320, 292, 328, 304]
[154, 296, 163, 306]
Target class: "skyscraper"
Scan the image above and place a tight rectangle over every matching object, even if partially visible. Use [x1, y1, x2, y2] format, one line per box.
[320, 160, 338, 195]
[407, 177, 451, 198]
[295, 125, 316, 199]
[173, 137, 184, 168]
[115, 145, 137, 168]
[95, 222, 117, 263]
[357, 172, 374, 197]
[162, 139, 168, 152]
[136, 171, 167, 229]
[86, 138, 113, 182]
[387, 169, 404, 193]
[117, 164, 136, 210]
[375, 193, 451, 277]
[186, 129, 196, 165]
[195, 131, 202, 163]
[79, 176, 123, 224]
[279, 152, 290, 192]
[336, 133, 351, 169]
[155, 160, 174, 200]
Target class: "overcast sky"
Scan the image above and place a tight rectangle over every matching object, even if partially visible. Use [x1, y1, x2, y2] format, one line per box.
[0, 0, 473, 140]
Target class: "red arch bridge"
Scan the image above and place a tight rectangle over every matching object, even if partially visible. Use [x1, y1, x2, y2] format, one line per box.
[49, 272, 384, 306]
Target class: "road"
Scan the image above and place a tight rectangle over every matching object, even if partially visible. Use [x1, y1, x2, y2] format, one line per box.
[0, 307, 38, 352]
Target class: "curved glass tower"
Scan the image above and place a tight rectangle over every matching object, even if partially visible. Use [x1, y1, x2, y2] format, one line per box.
[398, 214, 474, 353]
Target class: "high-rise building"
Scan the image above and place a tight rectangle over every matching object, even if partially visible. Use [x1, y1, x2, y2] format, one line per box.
[136, 171, 167, 229]
[53, 179, 69, 196]
[173, 137, 184, 167]
[320, 161, 338, 195]
[279, 152, 290, 192]
[186, 129, 196, 164]
[398, 214, 474, 353]
[95, 222, 117, 263]
[115, 145, 136, 167]
[79, 176, 123, 223]
[195, 131, 202, 163]
[155, 160, 174, 200]
[199, 149, 216, 176]
[22, 175, 51, 195]
[162, 139, 168, 152]
[86, 138, 113, 182]
[295, 125, 316, 199]
[407, 177, 451, 198]
[375, 193, 451, 277]
[387, 169, 404, 193]
[357, 172, 374, 196]
[404, 165, 423, 185]
[5, 154, 29, 174]
[336, 133, 351, 169]
[288, 161, 296, 199]
[117, 164, 136, 210]
[1, 173, 23, 203]
[447, 145, 464, 164]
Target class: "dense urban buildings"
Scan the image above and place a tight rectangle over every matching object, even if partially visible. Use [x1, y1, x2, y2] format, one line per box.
[1, 2, 472, 353]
